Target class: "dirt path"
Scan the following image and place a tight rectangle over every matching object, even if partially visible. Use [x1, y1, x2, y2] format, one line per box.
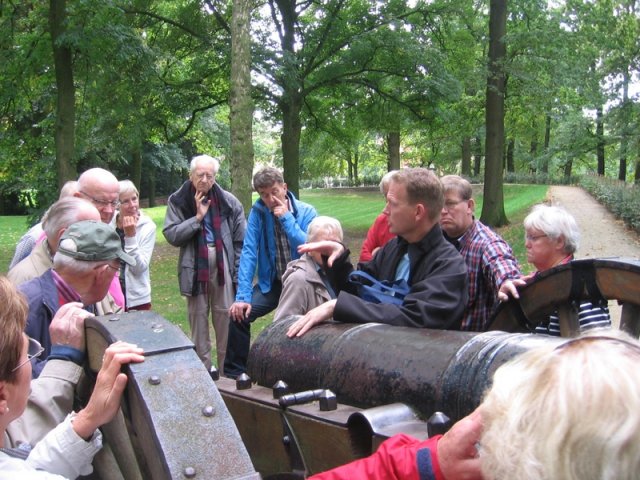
[548, 186, 640, 325]
[547, 186, 640, 259]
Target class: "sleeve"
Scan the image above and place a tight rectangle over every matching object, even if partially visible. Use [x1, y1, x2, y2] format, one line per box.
[162, 198, 201, 248]
[235, 208, 262, 302]
[308, 434, 443, 480]
[25, 414, 102, 479]
[280, 203, 317, 251]
[359, 214, 385, 263]
[9, 234, 37, 270]
[6, 360, 83, 448]
[482, 237, 521, 292]
[124, 217, 156, 275]
[274, 267, 308, 321]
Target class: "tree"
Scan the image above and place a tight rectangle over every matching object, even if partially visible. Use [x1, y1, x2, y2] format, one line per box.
[229, 0, 255, 212]
[481, 0, 508, 227]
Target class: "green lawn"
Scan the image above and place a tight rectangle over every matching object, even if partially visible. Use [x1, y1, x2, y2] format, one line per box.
[0, 184, 548, 359]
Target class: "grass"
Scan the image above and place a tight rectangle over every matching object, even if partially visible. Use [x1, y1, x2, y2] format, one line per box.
[0, 184, 548, 360]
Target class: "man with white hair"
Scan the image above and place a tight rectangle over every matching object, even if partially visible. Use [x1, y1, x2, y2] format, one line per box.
[163, 155, 246, 371]
[19, 220, 135, 378]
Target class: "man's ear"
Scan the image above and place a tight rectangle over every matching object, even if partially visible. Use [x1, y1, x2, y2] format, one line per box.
[415, 203, 427, 221]
[0, 383, 9, 416]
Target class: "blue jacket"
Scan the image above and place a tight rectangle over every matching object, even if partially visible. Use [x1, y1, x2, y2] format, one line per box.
[235, 191, 317, 302]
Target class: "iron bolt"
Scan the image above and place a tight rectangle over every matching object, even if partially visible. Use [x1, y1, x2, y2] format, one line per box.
[148, 375, 161, 386]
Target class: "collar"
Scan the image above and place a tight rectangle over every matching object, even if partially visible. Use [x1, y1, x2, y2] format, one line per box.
[51, 269, 83, 304]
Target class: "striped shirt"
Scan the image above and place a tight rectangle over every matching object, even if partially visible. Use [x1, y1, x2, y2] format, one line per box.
[535, 302, 611, 336]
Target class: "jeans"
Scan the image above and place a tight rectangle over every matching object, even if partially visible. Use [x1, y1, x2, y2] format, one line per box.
[223, 281, 282, 378]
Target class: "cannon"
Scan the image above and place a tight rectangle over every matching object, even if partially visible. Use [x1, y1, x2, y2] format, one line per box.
[82, 257, 640, 479]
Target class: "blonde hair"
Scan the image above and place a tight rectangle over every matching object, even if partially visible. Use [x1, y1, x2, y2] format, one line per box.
[480, 331, 640, 480]
[0, 277, 29, 382]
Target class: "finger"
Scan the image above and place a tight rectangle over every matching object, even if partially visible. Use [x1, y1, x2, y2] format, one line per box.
[244, 305, 252, 319]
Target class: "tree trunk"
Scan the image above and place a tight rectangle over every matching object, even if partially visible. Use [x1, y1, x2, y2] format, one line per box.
[473, 135, 482, 177]
[481, 0, 508, 228]
[49, 0, 75, 188]
[230, 0, 255, 212]
[353, 144, 360, 184]
[542, 114, 551, 174]
[281, 95, 302, 197]
[461, 137, 471, 176]
[148, 163, 156, 208]
[596, 105, 605, 175]
[563, 159, 573, 180]
[131, 149, 142, 190]
[387, 131, 401, 171]
[506, 138, 515, 173]
[618, 73, 629, 182]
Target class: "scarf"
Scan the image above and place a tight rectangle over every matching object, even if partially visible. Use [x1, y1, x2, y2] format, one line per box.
[173, 181, 226, 295]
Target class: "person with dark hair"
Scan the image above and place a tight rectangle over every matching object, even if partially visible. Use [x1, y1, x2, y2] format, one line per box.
[225, 167, 317, 378]
[163, 155, 246, 371]
[287, 168, 467, 337]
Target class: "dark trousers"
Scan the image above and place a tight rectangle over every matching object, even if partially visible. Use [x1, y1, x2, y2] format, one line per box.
[223, 282, 282, 378]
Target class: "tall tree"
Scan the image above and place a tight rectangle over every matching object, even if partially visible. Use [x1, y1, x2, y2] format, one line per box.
[49, 0, 75, 187]
[481, 0, 508, 227]
[229, 0, 255, 212]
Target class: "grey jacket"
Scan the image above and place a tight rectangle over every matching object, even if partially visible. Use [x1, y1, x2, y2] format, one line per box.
[274, 254, 332, 322]
[163, 181, 246, 296]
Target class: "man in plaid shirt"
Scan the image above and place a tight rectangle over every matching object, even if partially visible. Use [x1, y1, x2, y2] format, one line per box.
[440, 175, 521, 331]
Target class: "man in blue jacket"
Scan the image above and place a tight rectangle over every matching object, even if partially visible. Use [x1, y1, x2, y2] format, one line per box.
[225, 167, 317, 378]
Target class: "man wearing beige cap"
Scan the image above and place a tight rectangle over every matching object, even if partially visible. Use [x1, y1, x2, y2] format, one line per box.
[19, 220, 135, 377]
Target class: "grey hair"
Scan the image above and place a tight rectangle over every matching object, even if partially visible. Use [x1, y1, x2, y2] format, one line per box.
[524, 204, 580, 254]
[43, 197, 97, 241]
[253, 167, 284, 190]
[379, 170, 398, 196]
[190, 155, 220, 174]
[119, 179, 139, 198]
[307, 216, 343, 243]
[53, 238, 105, 274]
[59, 180, 78, 199]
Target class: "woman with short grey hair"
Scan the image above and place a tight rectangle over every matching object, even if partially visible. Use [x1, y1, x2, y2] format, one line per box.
[116, 180, 156, 311]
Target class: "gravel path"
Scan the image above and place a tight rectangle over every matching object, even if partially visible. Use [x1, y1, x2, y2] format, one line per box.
[547, 186, 640, 259]
[547, 185, 640, 325]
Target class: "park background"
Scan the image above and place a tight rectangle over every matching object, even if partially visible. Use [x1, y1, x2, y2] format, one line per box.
[2, 1, 640, 353]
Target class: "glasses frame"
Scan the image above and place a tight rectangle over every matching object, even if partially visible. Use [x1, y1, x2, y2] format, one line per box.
[12, 337, 45, 372]
[524, 233, 548, 242]
[79, 190, 121, 209]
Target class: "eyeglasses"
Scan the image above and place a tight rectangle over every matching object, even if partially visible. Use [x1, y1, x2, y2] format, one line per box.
[79, 190, 120, 209]
[442, 199, 466, 211]
[106, 263, 120, 272]
[524, 233, 548, 242]
[12, 337, 45, 372]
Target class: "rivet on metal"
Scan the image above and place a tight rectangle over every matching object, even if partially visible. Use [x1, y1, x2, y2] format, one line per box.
[272, 380, 289, 399]
[149, 375, 161, 386]
[183, 466, 196, 478]
[109, 316, 120, 322]
[319, 390, 338, 411]
[202, 405, 215, 417]
[427, 411, 451, 437]
[151, 323, 164, 333]
[209, 366, 220, 381]
[282, 435, 291, 446]
[236, 373, 252, 390]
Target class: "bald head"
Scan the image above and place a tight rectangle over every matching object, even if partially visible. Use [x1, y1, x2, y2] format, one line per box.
[75, 168, 119, 223]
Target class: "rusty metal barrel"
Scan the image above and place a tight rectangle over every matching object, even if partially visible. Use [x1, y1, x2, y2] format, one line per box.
[248, 318, 563, 422]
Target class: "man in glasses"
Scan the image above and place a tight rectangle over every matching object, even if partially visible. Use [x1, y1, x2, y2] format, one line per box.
[439, 175, 521, 332]
[19, 220, 135, 377]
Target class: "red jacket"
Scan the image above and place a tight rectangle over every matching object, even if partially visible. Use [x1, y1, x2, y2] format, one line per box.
[309, 434, 443, 480]
[359, 213, 396, 262]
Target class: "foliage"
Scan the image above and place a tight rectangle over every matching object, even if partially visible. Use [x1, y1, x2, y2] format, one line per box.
[581, 174, 640, 233]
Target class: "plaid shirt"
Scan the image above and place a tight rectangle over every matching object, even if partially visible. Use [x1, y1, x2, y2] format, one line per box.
[456, 220, 521, 331]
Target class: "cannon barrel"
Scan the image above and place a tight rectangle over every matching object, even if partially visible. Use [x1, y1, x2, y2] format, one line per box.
[248, 318, 563, 422]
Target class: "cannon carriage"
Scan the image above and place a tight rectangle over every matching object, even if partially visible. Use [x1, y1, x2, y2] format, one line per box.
[83, 257, 640, 479]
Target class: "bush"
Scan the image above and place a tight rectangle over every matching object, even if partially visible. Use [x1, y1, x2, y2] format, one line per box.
[580, 174, 640, 234]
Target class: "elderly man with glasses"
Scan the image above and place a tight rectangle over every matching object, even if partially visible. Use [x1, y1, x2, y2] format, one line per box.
[439, 175, 521, 332]
[18, 220, 135, 378]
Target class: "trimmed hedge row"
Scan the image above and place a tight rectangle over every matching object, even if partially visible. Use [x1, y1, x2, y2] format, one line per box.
[580, 174, 640, 234]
